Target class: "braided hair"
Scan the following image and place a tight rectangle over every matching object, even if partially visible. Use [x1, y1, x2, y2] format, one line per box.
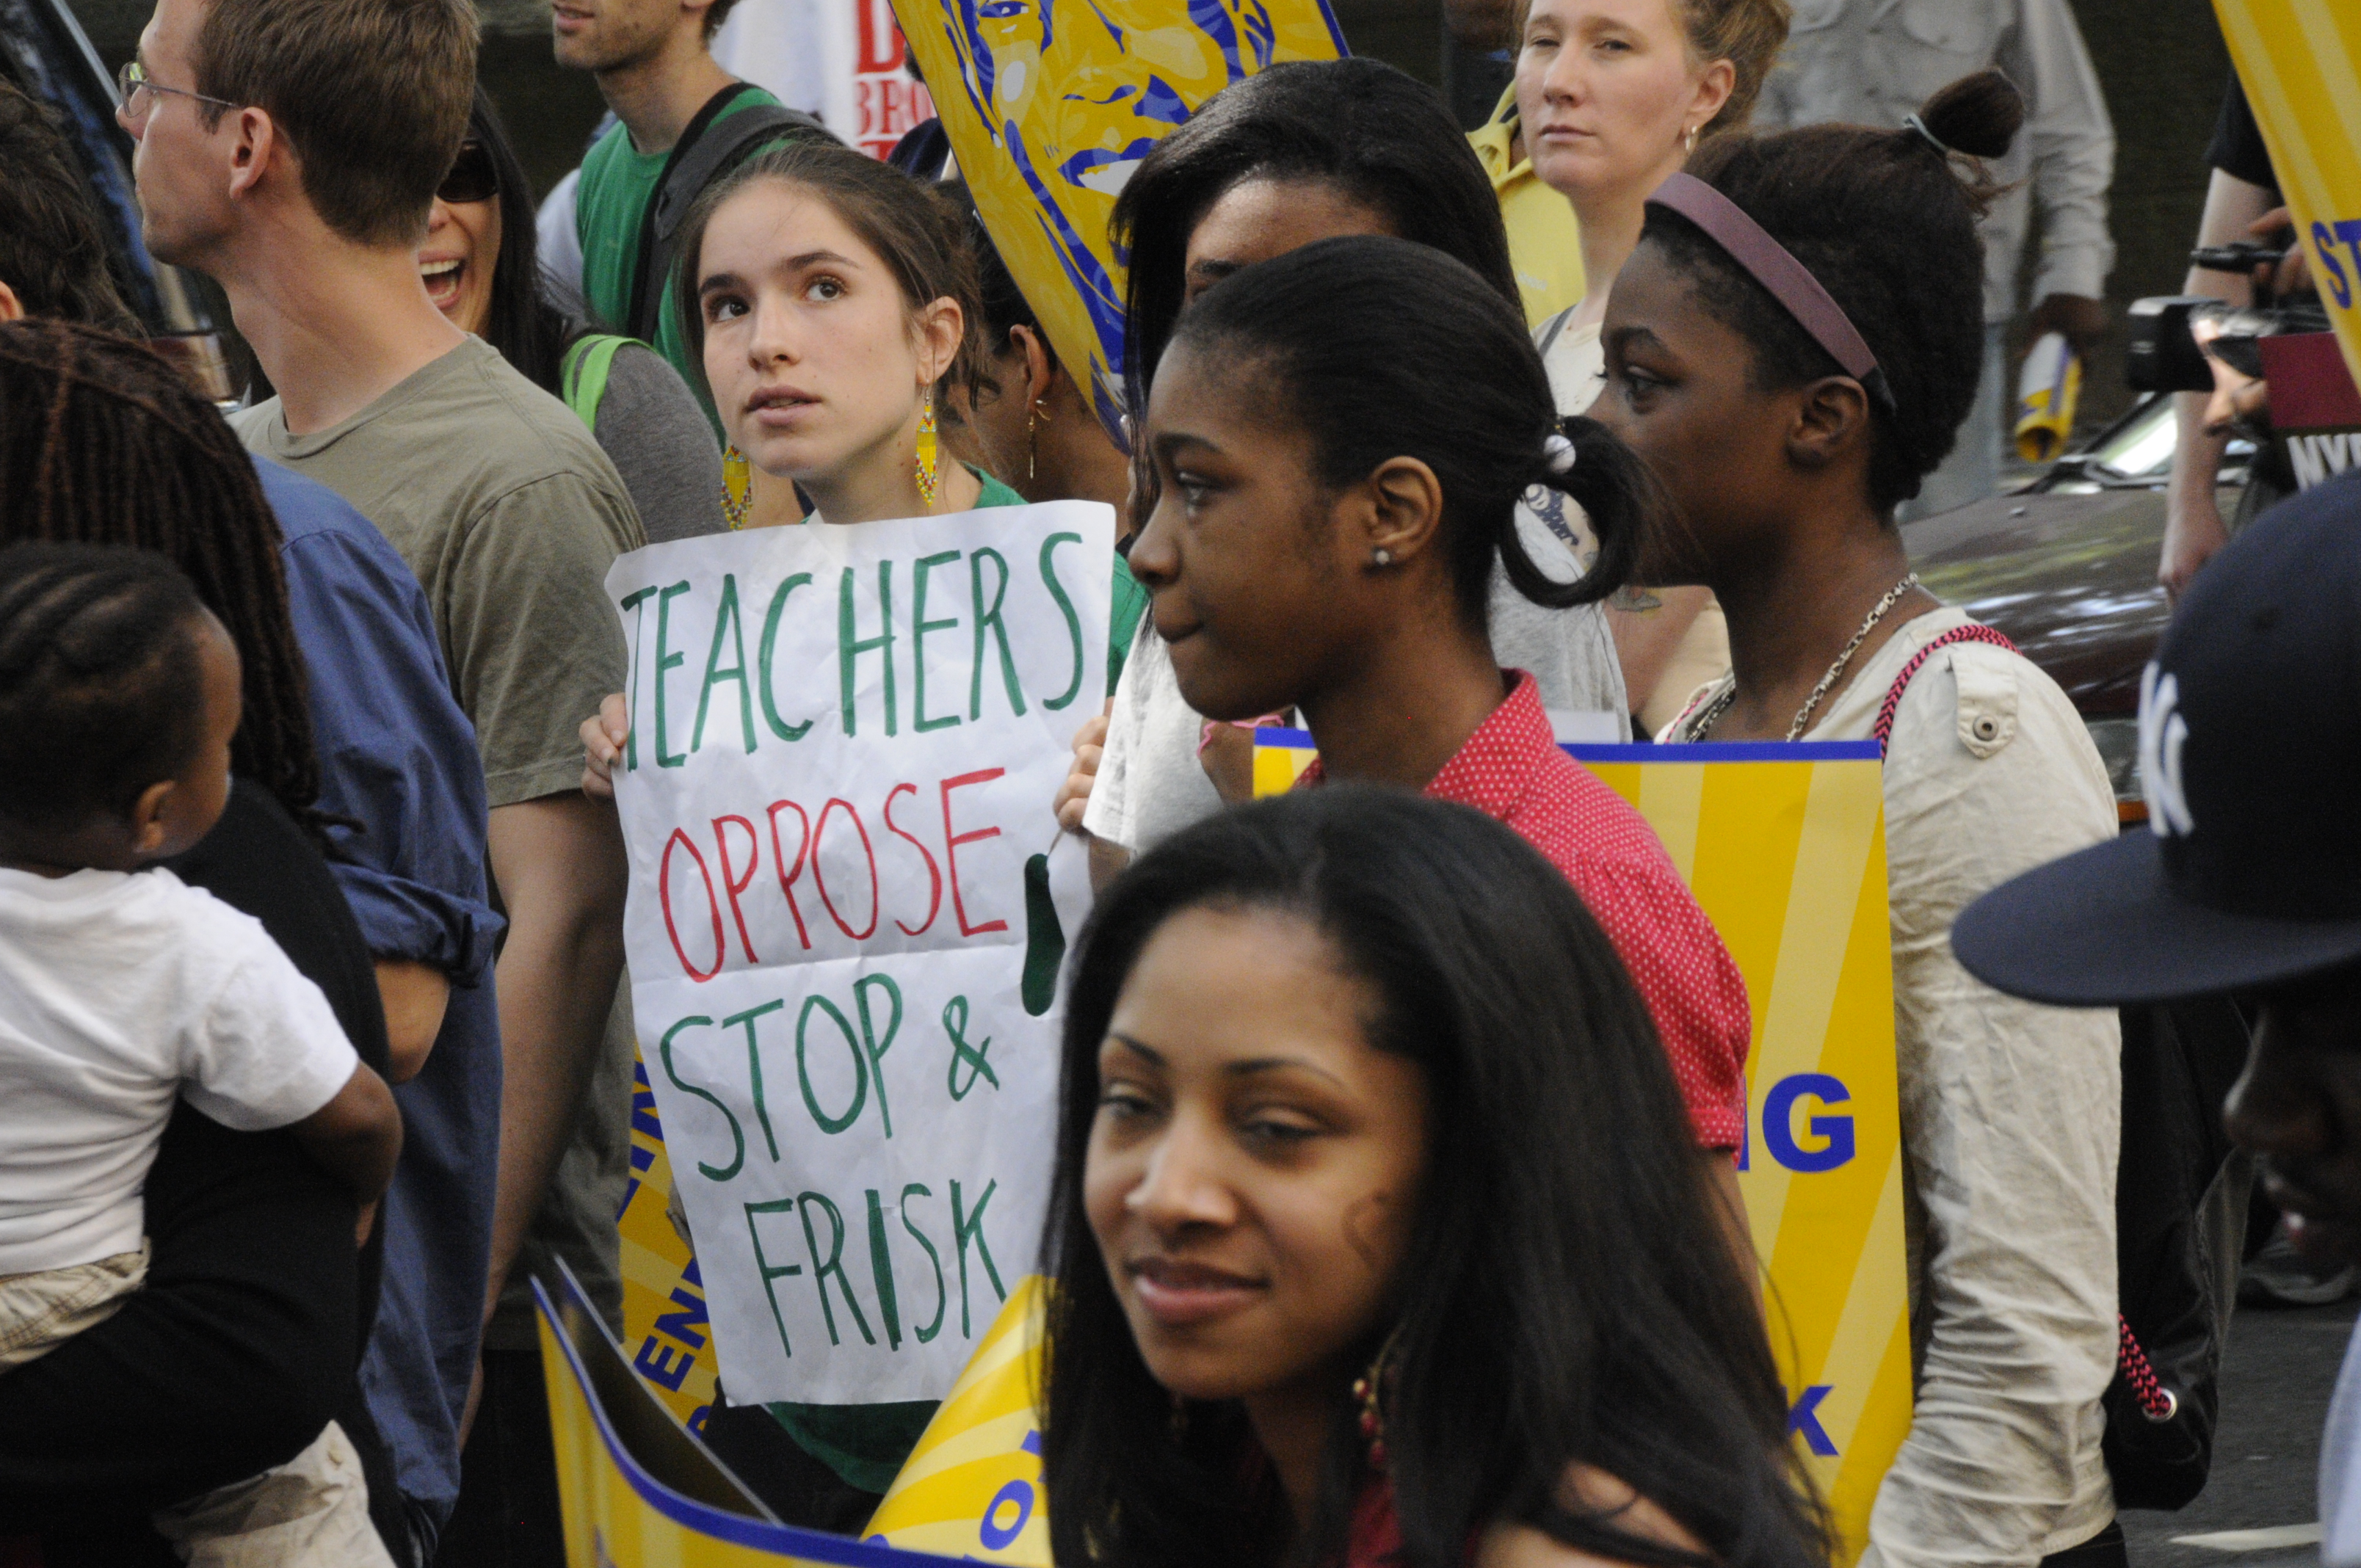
[0, 320, 320, 823]
[0, 542, 211, 830]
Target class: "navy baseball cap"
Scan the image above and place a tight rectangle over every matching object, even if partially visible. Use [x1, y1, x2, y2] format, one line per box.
[1951, 468, 2361, 1006]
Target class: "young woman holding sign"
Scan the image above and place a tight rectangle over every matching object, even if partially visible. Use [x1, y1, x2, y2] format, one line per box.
[1595, 76, 2127, 1567]
[575, 141, 1142, 1528]
[1042, 786, 1827, 1568]
[1120, 235, 1754, 1195]
[581, 145, 1147, 792]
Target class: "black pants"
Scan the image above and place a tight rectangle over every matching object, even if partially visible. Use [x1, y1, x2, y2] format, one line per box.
[698, 1385, 882, 1535]
[432, 1349, 562, 1568]
[2039, 1520, 2130, 1568]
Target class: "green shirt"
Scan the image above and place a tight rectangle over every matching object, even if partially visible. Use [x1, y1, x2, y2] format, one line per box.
[761, 471, 1143, 1495]
[574, 84, 788, 432]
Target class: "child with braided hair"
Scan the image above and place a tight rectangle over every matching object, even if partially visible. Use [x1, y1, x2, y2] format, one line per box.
[0, 541, 402, 1563]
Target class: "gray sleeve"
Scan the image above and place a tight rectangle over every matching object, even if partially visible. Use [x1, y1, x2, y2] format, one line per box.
[591, 344, 727, 543]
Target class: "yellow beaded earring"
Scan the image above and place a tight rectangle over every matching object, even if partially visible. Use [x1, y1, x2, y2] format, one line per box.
[915, 393, 940, 510]
[721, 444, 752, 530]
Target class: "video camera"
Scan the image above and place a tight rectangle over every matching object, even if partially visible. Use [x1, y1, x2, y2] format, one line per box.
[2126, 239, 2327, 394]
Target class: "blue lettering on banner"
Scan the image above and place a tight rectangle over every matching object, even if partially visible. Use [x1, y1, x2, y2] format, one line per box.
[2317, 220, 2356, 310]
[1762, 1073, 1856, 1173]
[979, 1479, 1035, 1550]
[1787, 1384, 1838, 1456]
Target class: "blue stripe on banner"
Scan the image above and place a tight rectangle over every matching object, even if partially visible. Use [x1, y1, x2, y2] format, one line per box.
[1255, 726, 1316, 748]
[531, 1276, 959, 1564]
[1563, 740, 1882, 764]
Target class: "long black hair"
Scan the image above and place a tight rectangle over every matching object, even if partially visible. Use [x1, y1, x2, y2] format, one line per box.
[1168, 235, 1661, 622]
[465, 84, 577, 394]
[1639, 71, 2023, 512]
[1111, 57, 1521, 435]
[1041, 787, 1827, 1568]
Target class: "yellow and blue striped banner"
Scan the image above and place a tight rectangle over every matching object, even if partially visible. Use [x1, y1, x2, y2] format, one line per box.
[2213, 0, 2361, 391]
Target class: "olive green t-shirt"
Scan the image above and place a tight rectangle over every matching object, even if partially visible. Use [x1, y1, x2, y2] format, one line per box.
[575, 84, 788, 431]
[232, 335, 645, 808]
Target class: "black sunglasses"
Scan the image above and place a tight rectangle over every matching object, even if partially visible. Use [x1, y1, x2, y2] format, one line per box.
[438, 139, 499, 205]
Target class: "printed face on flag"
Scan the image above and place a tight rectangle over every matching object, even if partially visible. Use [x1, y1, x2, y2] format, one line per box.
[897, 0, 1346, 441]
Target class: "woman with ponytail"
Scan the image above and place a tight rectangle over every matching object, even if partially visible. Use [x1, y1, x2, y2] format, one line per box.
[1597, 73, 2129, 1567]
[1128, 233, 1755, 1184]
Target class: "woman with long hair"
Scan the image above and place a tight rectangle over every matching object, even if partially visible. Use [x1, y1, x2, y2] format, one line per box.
[1508, 0, 1789, 730]
[1120, 233, 1755, 1226]
[1042, 785, 1827, 1568]
[419, 86, 727, 542]
[1059, 58, 1627, 868]
[573, 140, 1140, 1525]
[1596, 73, 2129, 1567]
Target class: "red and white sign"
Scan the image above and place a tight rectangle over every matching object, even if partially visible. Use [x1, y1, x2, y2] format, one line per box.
[713, 0, 938, 161]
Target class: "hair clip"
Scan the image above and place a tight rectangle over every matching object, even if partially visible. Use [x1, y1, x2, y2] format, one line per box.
[1902, 112, 1951, 159]
[1544, 432, 1578, 477]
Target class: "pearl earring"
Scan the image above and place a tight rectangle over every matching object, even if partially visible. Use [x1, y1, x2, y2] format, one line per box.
[1371, 547, 1394, 567]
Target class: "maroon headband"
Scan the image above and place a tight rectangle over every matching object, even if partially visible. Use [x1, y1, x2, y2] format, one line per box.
[1645, 171, 1896, 414]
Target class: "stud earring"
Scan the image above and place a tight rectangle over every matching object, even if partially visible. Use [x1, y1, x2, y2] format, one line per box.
[1371, 547, 1394, 567]
[721, 444, 752, 530]
[915, 392, 940, 509]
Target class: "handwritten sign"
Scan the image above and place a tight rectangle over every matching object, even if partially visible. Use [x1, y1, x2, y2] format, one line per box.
[607, 502, 1112, 1404]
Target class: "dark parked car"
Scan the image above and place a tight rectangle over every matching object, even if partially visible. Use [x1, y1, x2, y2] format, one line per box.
[2, 0, 232, 396]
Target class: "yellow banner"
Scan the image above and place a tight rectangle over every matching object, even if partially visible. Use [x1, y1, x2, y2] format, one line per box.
[892, 0, 1347, 440]
[1252, 730, 1914, 1561]
[2213, 0, 2361, 391]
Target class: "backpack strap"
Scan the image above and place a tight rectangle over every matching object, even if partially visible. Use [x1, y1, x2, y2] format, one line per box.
[1871, 623, 2018, 759]
[559, 333, 632, 431]
[627, 90, 833, 341]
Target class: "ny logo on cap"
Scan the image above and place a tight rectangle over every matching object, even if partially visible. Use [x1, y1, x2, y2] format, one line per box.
[2139, 663, 2194, 838]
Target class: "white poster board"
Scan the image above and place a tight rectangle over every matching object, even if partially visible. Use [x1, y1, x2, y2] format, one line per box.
[606, 501, 1111, 1404]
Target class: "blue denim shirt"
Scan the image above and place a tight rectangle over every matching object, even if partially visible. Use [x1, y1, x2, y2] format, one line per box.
[255, 457, 503, 1527]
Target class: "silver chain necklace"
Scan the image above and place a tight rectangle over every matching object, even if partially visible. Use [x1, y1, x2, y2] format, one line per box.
[1689, 572, 1921, 742]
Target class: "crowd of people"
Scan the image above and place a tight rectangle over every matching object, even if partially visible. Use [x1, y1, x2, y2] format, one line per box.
[0, 0, 2350, 1567]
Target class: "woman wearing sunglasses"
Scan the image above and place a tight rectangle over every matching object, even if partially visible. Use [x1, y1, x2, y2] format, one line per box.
[421, 89, 726, 543]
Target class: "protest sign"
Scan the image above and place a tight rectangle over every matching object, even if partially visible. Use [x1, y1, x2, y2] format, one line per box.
[712, 0, 938, 160]
[1256, 731, 1913, 1564]
[2212, 0, 2361, 391]
[607, 501, 1112, 1407]
[894, 0, 1347, 440]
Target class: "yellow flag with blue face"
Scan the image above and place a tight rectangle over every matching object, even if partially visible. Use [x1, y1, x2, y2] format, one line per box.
[893, 0, 1347, 440]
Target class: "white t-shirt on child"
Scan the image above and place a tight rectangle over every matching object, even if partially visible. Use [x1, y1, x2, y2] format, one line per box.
[0, 865, 360, 1275]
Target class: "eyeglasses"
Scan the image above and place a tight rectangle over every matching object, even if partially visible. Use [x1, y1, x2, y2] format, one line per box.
[115, 58, 240, 121]
[437, 139, 500, 205]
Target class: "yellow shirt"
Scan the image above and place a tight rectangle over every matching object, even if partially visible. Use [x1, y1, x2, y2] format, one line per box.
[1468, 86, 1586, 327]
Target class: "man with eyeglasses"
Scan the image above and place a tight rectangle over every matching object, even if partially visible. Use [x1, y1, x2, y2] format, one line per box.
[117, 0, 648, 1561]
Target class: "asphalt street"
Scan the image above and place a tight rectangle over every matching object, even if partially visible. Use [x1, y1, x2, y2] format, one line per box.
[2121, 1296, 2358, 1568]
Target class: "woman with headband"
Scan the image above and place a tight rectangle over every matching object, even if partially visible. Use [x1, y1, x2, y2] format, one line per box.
[1597, 72, 2129, 1568]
